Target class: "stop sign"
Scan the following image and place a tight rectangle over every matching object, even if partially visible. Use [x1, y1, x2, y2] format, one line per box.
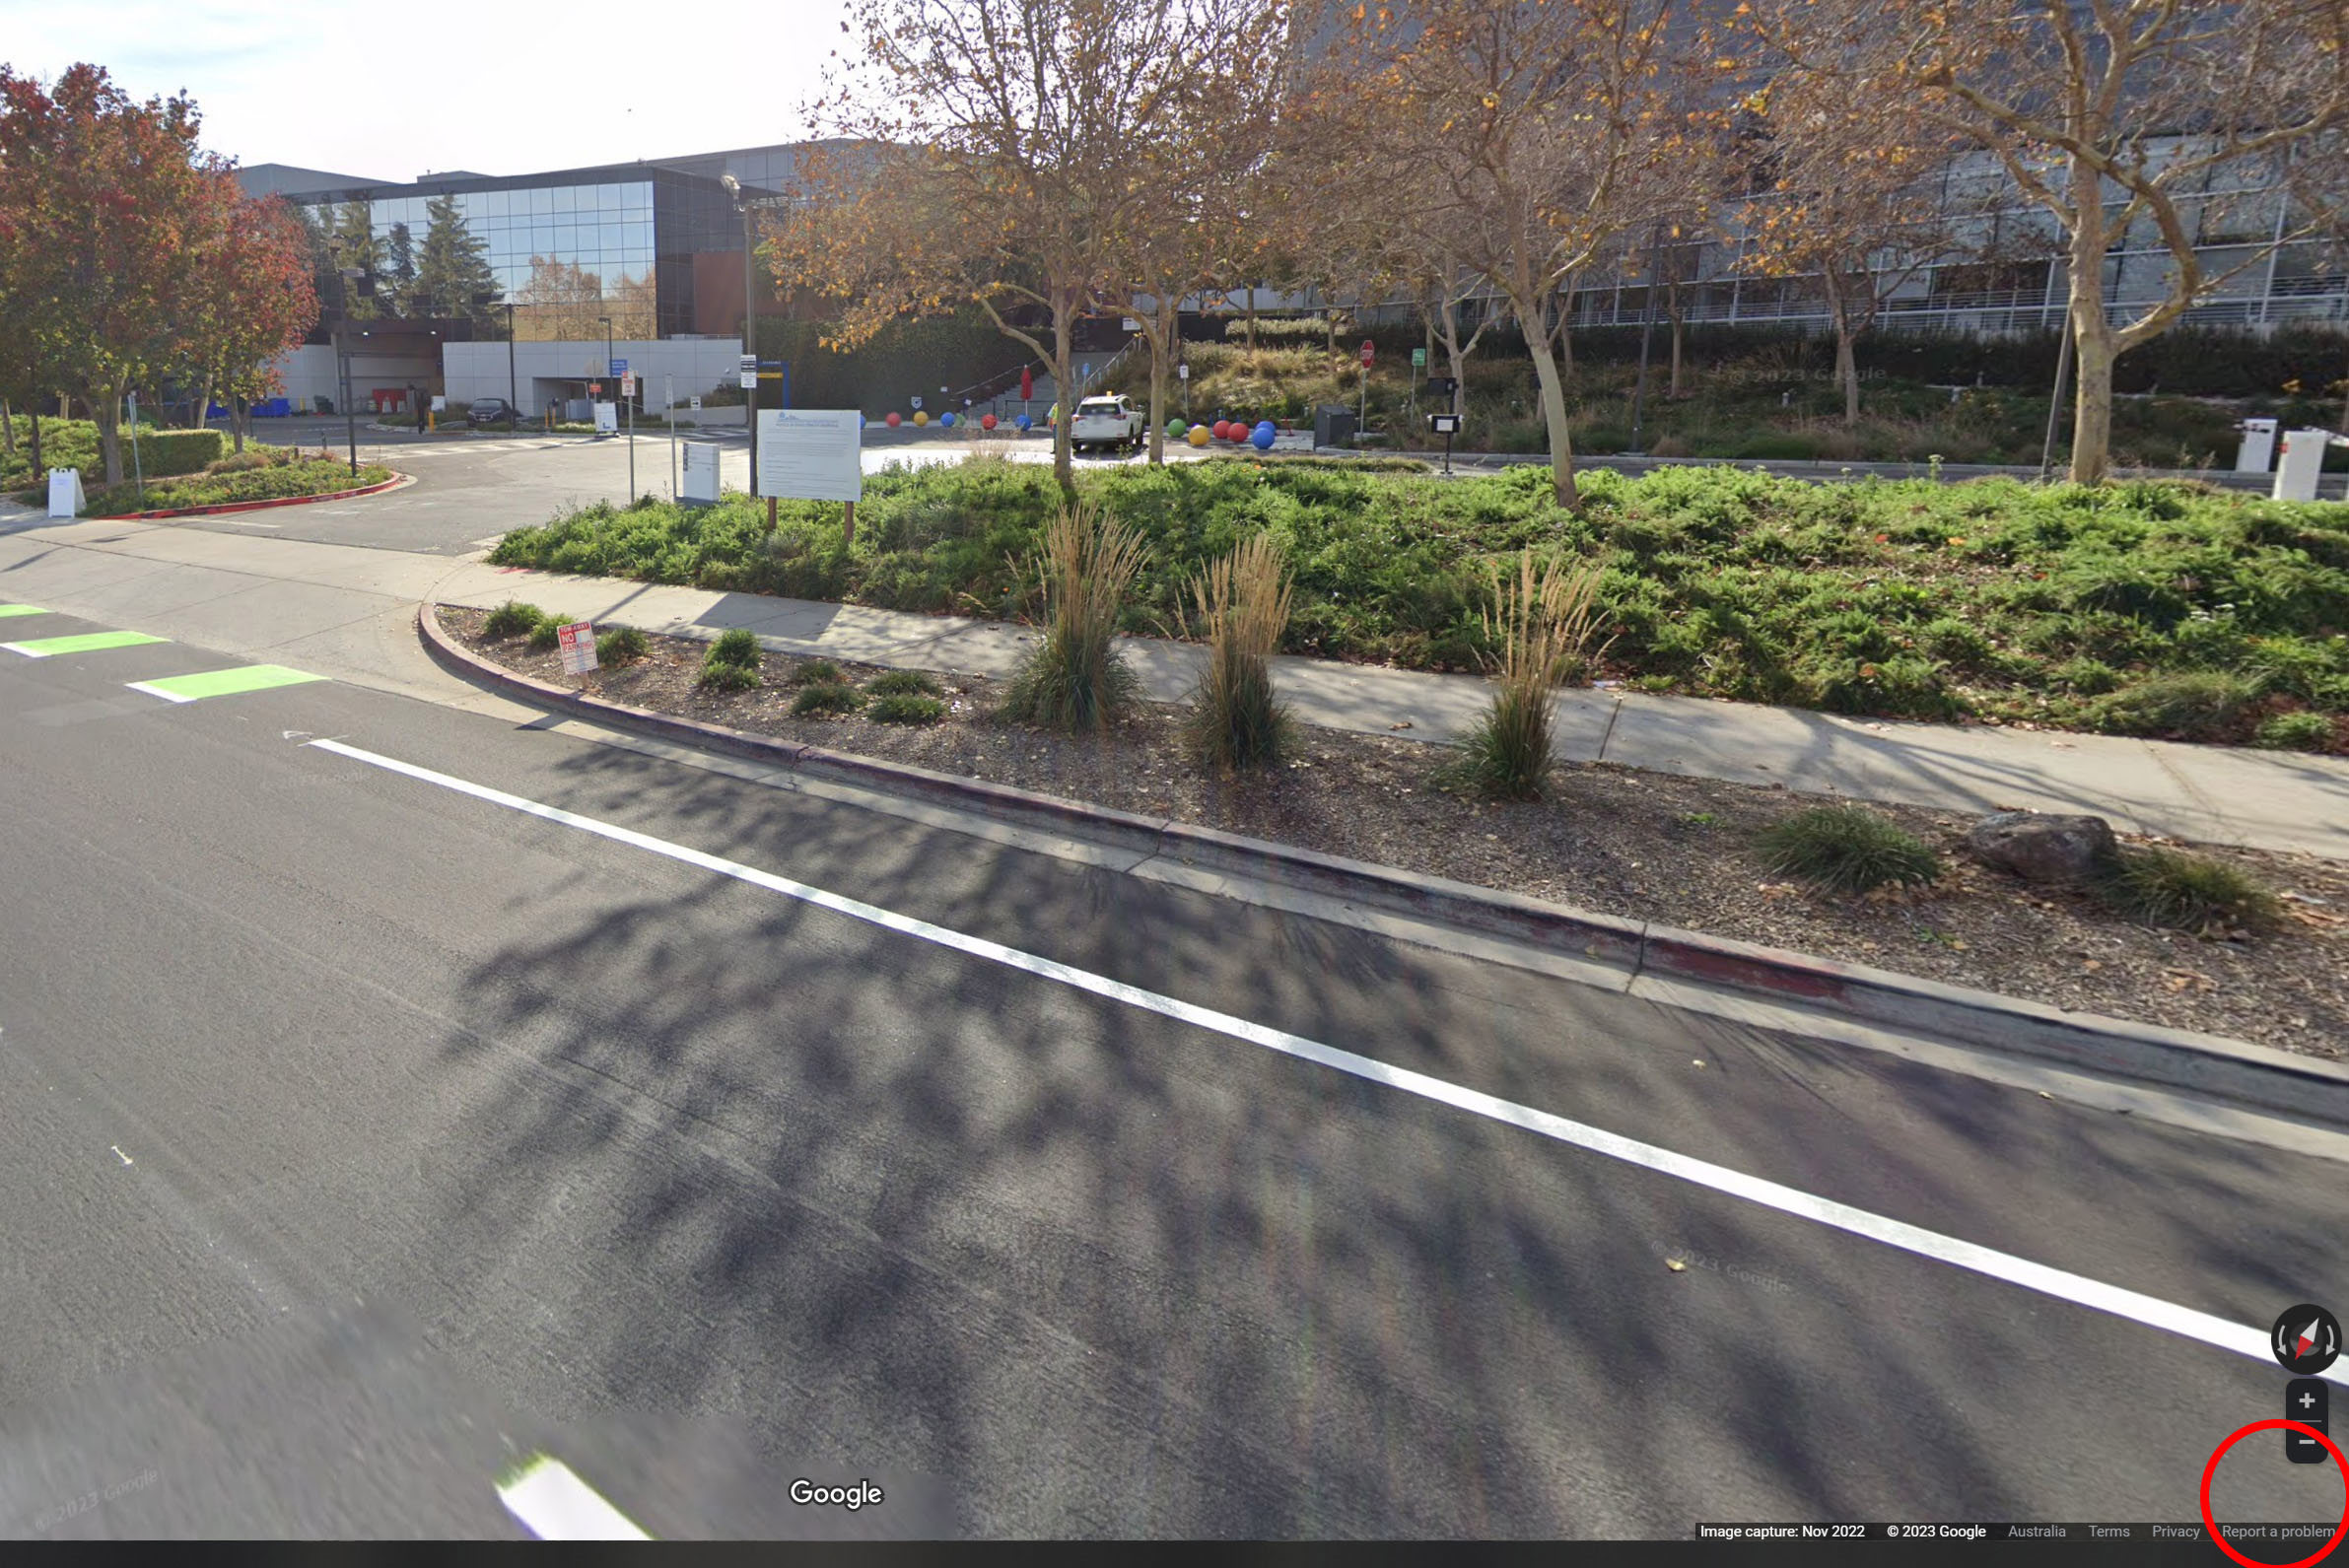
[1359, 339, 1375, 368]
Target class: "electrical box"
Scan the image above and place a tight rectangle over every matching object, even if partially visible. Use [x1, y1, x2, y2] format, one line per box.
[2237, 417, 2278, 473]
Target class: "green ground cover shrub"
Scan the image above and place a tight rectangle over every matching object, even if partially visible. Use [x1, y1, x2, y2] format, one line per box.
[489, 459, 2349, 749]
[791, 681, 864, 716]
[81, 456, 386, 517]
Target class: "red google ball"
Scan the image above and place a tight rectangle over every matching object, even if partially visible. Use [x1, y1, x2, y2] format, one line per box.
[1210, 421, 1231, 440]
[981, 413, 998, 430]
[885, 411, 902, 427]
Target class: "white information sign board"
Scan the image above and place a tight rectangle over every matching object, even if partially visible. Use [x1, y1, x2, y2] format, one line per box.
[690, 395, 703, 412]
[46, 467, 86, 517]
[621, 374, 636, 398]
[755, 410, 864, 504]
[593, 401, 618, 435]
[555, 621, 599, 676]
[681, 442, 722, 504]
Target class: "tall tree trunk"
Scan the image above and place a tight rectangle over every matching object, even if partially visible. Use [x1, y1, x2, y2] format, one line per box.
[1051, 302, 1075, 496]
[194, 379, 214, 436]
[1143, 300, 1174, 466]
[1668, 295, 1686, 401]
[1, 398, 14, 458]
[1244, 286, 1257, 352]
[96, 384, 126, 485]
[1835, 326, 1860, 426]
[1514, 284, 1580, 511]
[27, 404, 41, 477]
[233, 395, 250, 453]
[2065, 158, 2115, 486]
[2071, 321, 2116, 487]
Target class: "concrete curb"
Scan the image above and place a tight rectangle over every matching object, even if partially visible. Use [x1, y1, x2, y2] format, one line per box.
[419, 601, 2349, 1127]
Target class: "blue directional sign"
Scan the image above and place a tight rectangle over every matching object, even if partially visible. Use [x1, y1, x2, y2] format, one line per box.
[609, 358, 628, 376]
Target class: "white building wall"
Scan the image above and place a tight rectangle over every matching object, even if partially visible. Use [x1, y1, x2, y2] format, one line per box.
[442, 338, 743, 416]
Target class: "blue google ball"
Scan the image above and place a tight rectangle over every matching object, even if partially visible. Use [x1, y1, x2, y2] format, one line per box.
[1015, 414, 1032, 432]
[1250, 421, 1277, 450]
[939, 411, 957, 428]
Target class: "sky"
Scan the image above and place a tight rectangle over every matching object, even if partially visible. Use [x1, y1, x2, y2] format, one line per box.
[0, 0, 848, 180]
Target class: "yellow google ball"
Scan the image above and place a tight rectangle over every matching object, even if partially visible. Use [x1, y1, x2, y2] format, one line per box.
[1186, 424, 1209, 446]
[913, 410, 929, 427]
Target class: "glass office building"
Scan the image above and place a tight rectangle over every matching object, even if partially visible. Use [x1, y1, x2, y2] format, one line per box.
[264, 159, 770, 339]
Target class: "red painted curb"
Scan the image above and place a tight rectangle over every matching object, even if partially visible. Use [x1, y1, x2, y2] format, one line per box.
[106, 470, 410, 521]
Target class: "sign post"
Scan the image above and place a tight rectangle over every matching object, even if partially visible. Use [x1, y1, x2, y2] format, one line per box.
[1357, 339, 1374, 433]
[620, 372, 637, 499]
[741, 354, 761, 496]
[555, 620, 599, 688]
[665, 375, 677, 500]
[1178, 361, 1190, 420]
[1427, 412, 1461, 475]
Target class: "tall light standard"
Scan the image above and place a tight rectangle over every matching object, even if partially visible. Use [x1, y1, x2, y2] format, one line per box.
[329, 237, 364, 476]
[722, 173, 790, 498]
[501, 301, 519, 422]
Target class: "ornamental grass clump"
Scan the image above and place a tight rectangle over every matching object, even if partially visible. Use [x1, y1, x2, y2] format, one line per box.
[1756, 805, 1943, 894]
[2096, 847, 2280, 935]
[1185, 532, 1293, 769]
[1450, 549, 1606, 799]
[1002, 500, 1148, 732]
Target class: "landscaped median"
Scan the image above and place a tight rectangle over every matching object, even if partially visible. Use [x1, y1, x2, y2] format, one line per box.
[14, 443, 397, 519]
[425, 600, 2349, 1064]
[485, 459, 2349, 754]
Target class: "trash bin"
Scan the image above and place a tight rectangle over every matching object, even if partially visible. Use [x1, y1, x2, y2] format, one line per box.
[1314, 405, 1356, 448]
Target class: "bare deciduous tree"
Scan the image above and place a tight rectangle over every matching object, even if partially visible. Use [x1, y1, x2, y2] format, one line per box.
[1757, 0, 2349, 482]
[776, 0, 1251, 492]
[1305, 0, 1729, 510]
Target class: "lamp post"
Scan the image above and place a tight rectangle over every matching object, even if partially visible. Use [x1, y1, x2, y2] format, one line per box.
[333, 244, 363, 476]
[723, 173, 760, 497]
[502, 302, 519, 422]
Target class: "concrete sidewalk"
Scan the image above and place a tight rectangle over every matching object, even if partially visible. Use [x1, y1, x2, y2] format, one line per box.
[4, 506, 2345, 859]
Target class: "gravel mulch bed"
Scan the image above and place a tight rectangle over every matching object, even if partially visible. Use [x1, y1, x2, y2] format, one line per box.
[446, 605, 2349, 1058]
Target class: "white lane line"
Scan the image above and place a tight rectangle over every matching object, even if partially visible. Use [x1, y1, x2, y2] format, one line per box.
[310, 737, 2349, 1390]
[122, 681, 199, 705]
[496, 1455, 650, 1540]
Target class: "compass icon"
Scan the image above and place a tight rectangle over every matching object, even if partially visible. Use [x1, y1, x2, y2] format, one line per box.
[2272, 1304, 2341, 1376]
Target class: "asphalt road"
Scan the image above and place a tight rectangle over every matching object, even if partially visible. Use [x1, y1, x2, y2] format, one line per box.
[1, 605, 2343, 1538]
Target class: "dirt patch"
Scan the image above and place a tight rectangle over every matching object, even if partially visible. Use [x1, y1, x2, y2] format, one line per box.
[445, 604, 2349, 1058]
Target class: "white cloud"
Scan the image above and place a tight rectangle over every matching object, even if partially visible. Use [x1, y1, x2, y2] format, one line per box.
[0, 0, 841, 179]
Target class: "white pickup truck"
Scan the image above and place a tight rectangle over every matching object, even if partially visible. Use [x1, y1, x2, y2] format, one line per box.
[1071, 394, 1145, 453]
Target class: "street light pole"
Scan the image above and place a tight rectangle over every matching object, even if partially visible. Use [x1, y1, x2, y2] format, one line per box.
[725, 176, 760, 498]
[503, 302, 518, 421]
[334, 249, 361, 477]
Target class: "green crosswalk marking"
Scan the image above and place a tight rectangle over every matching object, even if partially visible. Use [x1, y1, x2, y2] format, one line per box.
[126, 664, 325, 704]
[0, 604, 48, 618]
[2, 630, 168, 657]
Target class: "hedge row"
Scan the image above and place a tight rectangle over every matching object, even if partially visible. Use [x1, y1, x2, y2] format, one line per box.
[1, 419, 225, 486]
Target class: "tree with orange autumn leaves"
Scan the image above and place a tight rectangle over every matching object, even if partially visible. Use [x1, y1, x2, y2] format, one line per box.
[773, 0, 1283, 493]
[0, 64, 315, 483]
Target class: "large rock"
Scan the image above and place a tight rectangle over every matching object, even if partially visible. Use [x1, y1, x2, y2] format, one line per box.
[1965, 811, 2120, 883]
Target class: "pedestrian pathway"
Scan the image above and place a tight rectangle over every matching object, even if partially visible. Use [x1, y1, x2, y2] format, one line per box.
[3, 514, 2345, 859]
[0, 603, 328, 707]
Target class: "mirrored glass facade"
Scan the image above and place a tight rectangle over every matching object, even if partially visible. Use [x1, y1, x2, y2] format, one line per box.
[292, 162, 764, 339]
